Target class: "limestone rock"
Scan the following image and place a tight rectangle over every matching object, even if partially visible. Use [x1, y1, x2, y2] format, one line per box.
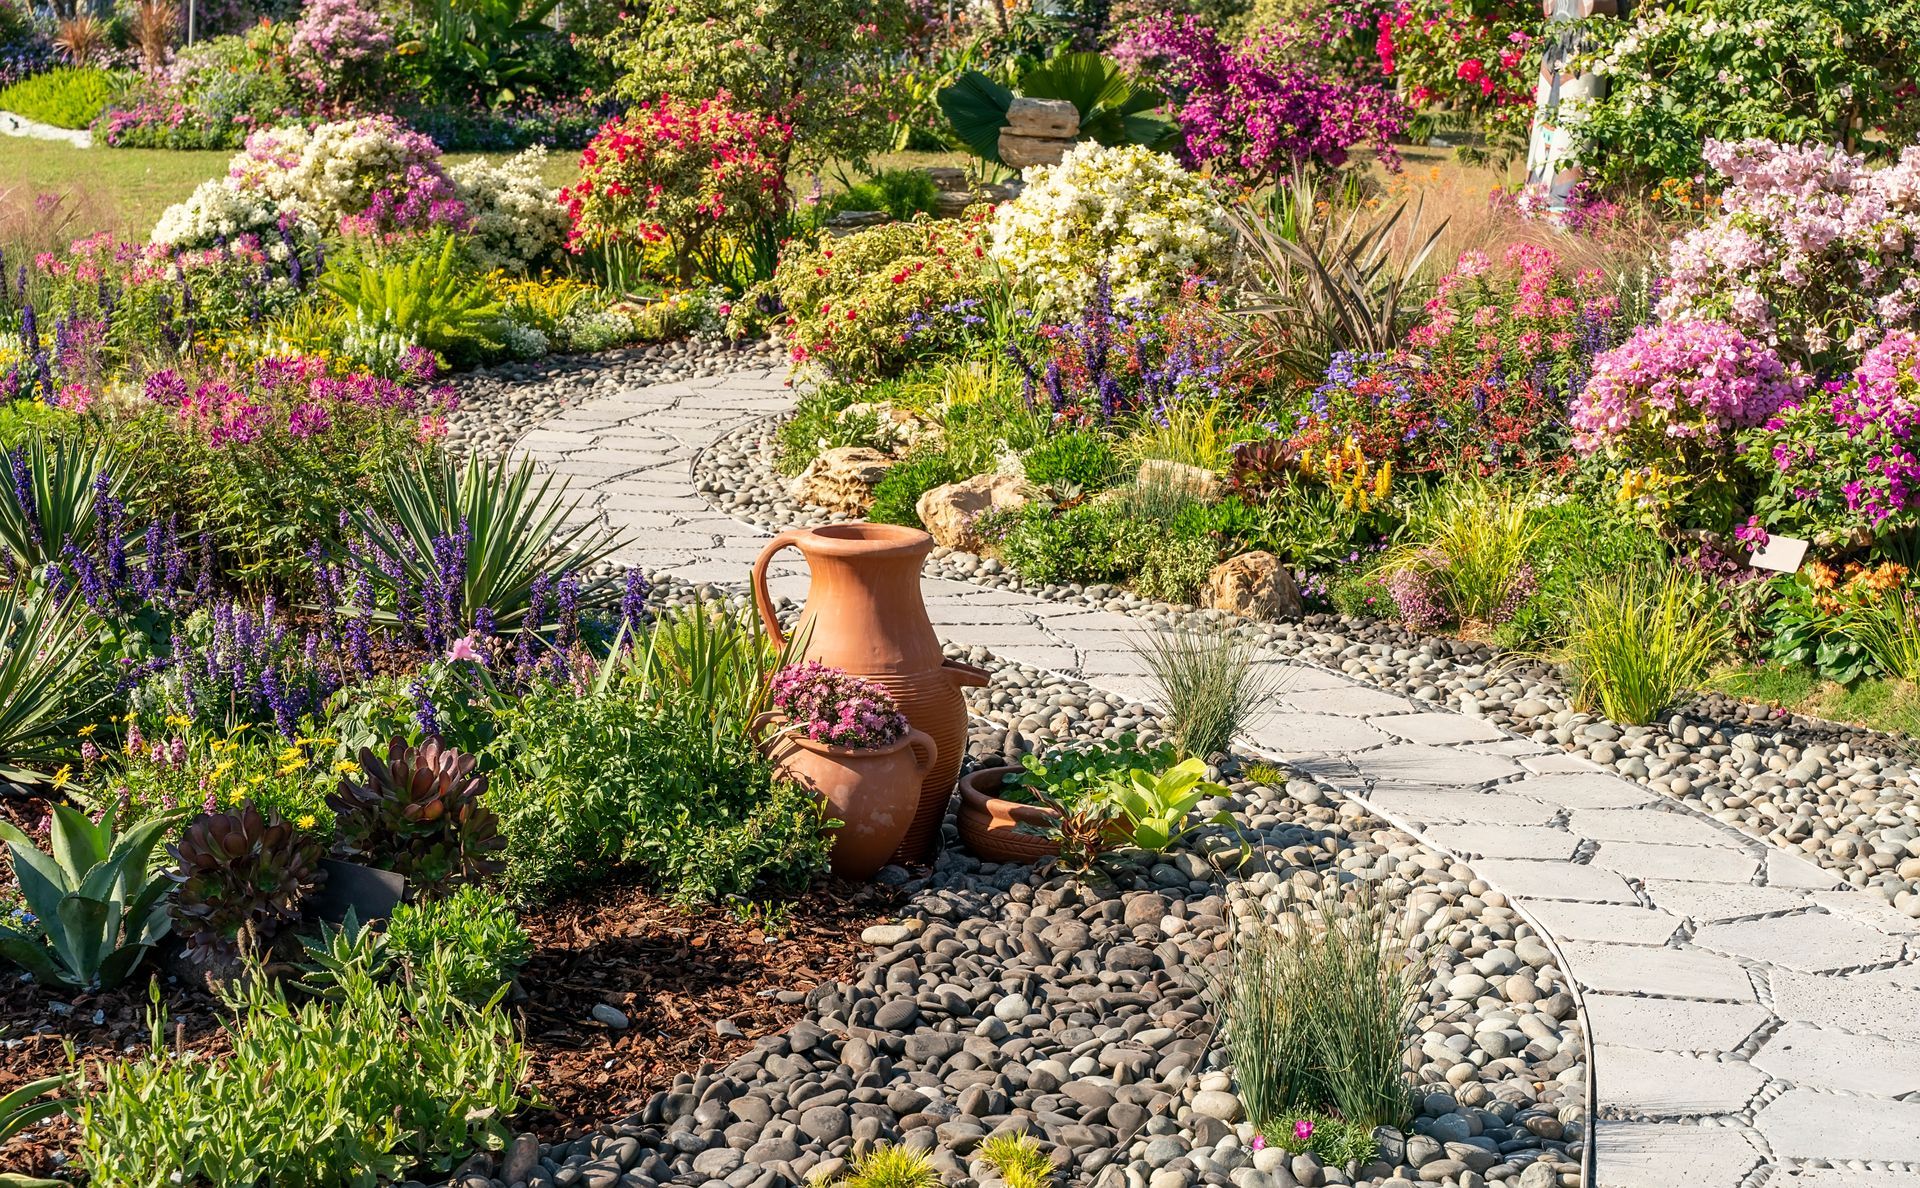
[1138, 458, 1223, 503]
[843, 402, 942, 453]
[788, 446, 895, 514]
[916, 473, 1031, 553]
[1000, 131, 1075, 170]
[1005, 97, 1079, 138]
[1201, 551, 1303, 620]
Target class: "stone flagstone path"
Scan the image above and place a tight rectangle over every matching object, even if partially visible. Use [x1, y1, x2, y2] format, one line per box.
[514, 367, 1920, 1188]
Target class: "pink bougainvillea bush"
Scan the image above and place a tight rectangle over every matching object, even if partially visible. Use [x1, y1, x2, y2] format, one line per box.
[1659, 139, 1920, 374]
[288, 0, 394, 101]
[561, 93, 791, 279]
[1747, 331, 1920, 542]
[1571, 318, 1808, 518]
[769, 662, 909, 750]
[1113, 15, 1406, 186]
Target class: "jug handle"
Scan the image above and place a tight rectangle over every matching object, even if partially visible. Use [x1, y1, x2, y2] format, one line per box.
[750, 529, 808, 647]
[905, 728, 937, 776]
[944, 659, 991, 688]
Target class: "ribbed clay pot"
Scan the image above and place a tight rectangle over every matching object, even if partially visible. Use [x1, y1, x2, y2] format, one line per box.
[756, 714, 936, 880]
[955, 766, 1063, 865]
[752, 524, 989, 864]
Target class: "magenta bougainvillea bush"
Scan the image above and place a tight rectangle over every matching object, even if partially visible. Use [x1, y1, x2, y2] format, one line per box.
[769, 662, 910, 750]
[1112, 15, 1406, 186]
[1747, 331, 1920, 541]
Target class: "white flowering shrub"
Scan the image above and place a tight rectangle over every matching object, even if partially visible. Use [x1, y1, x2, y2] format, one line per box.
[447, 148, 570, 275]
[150, 178, 304, 249]
[988, 142, 1230, 312]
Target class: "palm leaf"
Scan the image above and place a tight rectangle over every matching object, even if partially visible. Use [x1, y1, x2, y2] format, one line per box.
[937, 70, 1014, 163]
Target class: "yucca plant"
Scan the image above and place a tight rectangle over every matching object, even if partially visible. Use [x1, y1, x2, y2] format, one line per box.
[0, 432, 125, 571]
[348, 451, 627, 638]
[0, 804, 173, 991]
[0, 583, 112, 781]
[1561, 567, 1731, 725]
[1136, 627, 1288, 760]
[0, 1069, 72, 1188]
[1228, 166, 1446, 384]
[628, 600, 809, 760]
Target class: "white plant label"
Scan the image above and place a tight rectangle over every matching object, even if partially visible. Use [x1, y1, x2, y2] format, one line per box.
[1747, 534, 1808, 573]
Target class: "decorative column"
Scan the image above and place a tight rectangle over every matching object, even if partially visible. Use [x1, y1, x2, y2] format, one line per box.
[1523, 0, 1625, 214]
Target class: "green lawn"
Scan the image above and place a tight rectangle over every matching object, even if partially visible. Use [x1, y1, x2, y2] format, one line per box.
[1718, 663, 1920, 739]
[6, 137, 975, 241]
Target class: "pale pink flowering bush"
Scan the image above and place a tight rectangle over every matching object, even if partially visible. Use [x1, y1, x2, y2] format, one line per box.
[288, 0, 393, 100]
[1571, 319, 1808, 512]
[1409, 242, 1626, 397]
[769, 662, 909, 750]
[1659, 139, 1920, 374]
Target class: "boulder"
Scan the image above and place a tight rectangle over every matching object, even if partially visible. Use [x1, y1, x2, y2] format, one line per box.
[999, 131, 1075, 170]
[1138, 458, 1224, 503]
[788, 446, 895, 514]
[1005, 97, 1079, 139]
[1201, 552, 1303, 621]
[916, 474, 1032, 553]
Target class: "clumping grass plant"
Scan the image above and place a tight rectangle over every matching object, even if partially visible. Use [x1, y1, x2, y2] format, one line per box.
[840, 1144, 940, 1188]
[1137, 627, 1287, 760]
[978, 1133, 1055, 1188]
[1222, 882, 1420, 1140]
[1846, 591, 1920, 684]
[1382, 481, 1541, 633]
[1561, 567, 1731, 725]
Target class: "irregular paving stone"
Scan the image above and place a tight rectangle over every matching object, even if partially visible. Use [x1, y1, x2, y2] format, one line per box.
[1752, 1022, 1920, 1095]
[1557, 943, 1757, 1001]
[1518, 901, 1681, 946]
[1586, 841, 1762, 885]
[1579, 997, 1770, 1053]
[1422, 824, 1580, 862]
[1754, 1089, 1920, 1163]
[1589, 1121, 1764, 1188]
[1691, 913, 1906, 973]
[1478, 861, 1639, 904]
[1592, 1046, 1767, 1116]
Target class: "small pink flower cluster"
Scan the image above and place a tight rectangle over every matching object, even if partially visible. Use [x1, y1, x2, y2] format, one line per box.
[288, 0, 393, 94]
[1570, 320, 1808, 456]
[1410, 242, 1621, 391]
[769, 661, 909, 751]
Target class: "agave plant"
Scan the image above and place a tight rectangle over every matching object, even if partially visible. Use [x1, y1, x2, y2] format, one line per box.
[1227, 166, 1447, 384]
[168, 804, 327, 962]
[939, 51, 1176, 165]
[348, 451, 627, 641]
[0, 433, 126, 572]
[0, 1069, 71, 1188]
[329, 737, 504, 894]
[0, 583, 111, 783]
[0, 805, 172, 991]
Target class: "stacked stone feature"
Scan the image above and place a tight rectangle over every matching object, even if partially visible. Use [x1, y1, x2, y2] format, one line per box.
[999, 98, 1080, 171]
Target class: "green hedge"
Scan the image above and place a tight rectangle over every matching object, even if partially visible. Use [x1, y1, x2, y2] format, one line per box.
[0, 66, 117, 130]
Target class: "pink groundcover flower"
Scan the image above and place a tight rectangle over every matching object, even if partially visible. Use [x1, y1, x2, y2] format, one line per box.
[769, 662, 909, 750]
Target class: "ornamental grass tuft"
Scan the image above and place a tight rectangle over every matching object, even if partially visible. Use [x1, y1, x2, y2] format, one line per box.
[1137, 627, 1286, 760]
[1561, 566, 1731, 726]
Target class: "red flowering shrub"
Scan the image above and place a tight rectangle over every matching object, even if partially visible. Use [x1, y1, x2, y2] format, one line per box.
[1373, 0, 1539, 153]
[762, 213, 992, 378]
[561, 93, 791, 280]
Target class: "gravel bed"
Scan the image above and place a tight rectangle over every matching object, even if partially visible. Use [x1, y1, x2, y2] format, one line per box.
[446, 336, 783, 457]
[697, 415, 1920, 916]
[433, 575, 1589, 1188]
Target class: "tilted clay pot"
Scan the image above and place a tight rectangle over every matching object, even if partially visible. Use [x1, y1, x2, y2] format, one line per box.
[756, 715, 936, 880]
[955, 765, 1063, 865]
[752, 524, 989, 863]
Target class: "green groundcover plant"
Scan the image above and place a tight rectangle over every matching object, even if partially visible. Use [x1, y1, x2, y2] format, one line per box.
[0, 66, 116, 129]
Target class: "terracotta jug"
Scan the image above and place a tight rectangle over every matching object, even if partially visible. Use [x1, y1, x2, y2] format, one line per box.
[752, 524, 989, 862]
[756, 715, 937, 879]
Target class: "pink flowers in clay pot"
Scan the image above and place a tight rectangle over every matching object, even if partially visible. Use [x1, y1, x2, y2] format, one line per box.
[758, 663, 934, 880]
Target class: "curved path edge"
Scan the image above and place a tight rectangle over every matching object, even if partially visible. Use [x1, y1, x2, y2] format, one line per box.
[514, 366, 1920, 1188]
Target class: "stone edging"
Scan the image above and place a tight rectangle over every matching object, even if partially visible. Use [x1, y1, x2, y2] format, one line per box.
[0, 109, 91, 148]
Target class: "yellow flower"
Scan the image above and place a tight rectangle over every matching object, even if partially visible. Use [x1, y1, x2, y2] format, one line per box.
[277, 762, 302, 777]
[278, 747, 304, 764]
[51, 765, 72, 790]
[250, 775, 267, 786]
[165, 714, 191, 729]
[77, 724, 96, 737]
[229, 788, 246, 806]
[213, 760, 234, 778]
[335, 760, 359, 775]
[296, 814, 317, 830]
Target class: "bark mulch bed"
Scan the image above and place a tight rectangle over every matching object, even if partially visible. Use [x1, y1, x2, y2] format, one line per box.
[0, 874, 900, 1180]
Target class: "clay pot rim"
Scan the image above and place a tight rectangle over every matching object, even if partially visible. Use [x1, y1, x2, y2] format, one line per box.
[959, 765, 1061, 819]
[759, 715, 924, 759]
[788, 522, 933, 559]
